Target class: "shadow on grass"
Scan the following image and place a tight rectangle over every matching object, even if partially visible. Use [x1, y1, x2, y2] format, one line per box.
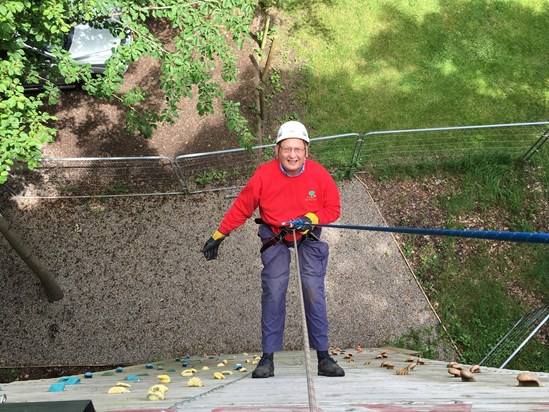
[299, 0, 549, 134]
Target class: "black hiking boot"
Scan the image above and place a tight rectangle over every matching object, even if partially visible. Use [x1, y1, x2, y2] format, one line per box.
[252, 356, 274, 378]
[318, 357, 345, 377]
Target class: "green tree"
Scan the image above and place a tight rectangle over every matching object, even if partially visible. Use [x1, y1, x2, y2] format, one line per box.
[0, 0, 257, 184]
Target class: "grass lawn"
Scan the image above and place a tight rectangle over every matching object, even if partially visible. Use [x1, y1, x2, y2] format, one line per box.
[277, 0, 549, 137]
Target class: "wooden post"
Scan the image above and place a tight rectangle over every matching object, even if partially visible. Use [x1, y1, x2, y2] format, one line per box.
[261, 36, 277, 84]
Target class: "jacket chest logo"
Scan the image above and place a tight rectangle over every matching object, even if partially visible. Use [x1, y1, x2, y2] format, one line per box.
[305, 190, 317, 201]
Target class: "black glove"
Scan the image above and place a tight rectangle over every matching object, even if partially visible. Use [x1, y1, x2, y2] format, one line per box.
[292, 213, 318, 234]
[293, 216, 313, 232]
[202, 231, 226, 260]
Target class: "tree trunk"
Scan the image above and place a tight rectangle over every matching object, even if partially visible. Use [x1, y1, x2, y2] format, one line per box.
[0, 213, 64, 302]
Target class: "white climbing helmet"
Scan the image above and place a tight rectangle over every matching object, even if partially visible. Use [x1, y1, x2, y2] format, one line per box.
[276, 121, 310, 144]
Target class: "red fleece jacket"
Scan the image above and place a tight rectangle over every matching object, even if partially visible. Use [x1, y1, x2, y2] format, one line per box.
[218, 159, 340, 240]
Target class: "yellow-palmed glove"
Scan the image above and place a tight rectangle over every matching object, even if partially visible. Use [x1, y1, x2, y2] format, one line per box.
[202, 230, 226, 260]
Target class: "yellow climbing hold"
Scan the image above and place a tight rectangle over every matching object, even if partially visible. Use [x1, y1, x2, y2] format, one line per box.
[148, 384, 169, 394]
[187, 377, 203, 387]
[147, 390, 164, 401]
[157, 374, 171, 383]
[108, 386, 130, 394]
[213, 372, 226, 380]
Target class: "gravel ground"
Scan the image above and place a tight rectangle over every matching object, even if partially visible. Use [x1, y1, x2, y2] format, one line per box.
[0, 178, 441, 367]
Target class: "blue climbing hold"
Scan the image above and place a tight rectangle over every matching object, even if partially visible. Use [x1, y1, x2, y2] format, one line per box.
[145, 363, 154, 369]
[115, 366, 123, 373]
[84, 372, 93, 378]
[125, 375, 140, 382]
[48, 383, 66, 392]
[58, 377, 80, 385]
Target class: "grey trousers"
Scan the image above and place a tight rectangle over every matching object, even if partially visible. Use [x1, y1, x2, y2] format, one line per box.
[258, 224, 330, 353]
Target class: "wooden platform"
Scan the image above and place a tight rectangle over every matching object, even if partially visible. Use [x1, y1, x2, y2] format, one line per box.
[1, 347, 548, 411]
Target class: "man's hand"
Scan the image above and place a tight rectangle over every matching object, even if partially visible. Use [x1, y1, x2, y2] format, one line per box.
[291, 212, 319, 234]
[202, 230, 226, 260]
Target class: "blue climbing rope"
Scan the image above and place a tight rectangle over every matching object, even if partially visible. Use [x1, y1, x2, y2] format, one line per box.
[282, 220, 549, 244]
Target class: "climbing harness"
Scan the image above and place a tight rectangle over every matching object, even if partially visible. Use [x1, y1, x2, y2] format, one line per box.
[258, 220, 319, 253]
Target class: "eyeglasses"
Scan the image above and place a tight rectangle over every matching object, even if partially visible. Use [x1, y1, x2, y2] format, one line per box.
[279, 146, 305, 154]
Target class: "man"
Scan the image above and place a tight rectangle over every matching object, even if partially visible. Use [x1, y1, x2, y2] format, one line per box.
[202, 120, 344, 378]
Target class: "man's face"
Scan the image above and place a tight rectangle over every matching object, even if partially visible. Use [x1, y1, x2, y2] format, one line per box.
[275, 138, 308, 176]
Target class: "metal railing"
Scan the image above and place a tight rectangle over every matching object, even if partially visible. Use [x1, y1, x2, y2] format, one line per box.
[3, 122, 548, 198]
[174, 133, 360, 193]
[479, 303, 549, 369]
[358, 121, 549, 169]
[5, 156, 186, 199]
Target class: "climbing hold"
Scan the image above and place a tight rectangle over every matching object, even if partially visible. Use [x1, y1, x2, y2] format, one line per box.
[125, 375, 140, 382]
[380, 361, 394, 369]
[396, 367, 409, 376]
[213, 372, 225, 380]
[147, 391, 164, 401]
[460, 370, 476, 382]
[115, 382, 131, 388]
[149, 384, 169, 394]
[448, 368, 461, 377]
[115, 366, 123, 373]
[58, 377, 80, 385]
[157, 375, 171, 383]
[48, 383, 65, 392]
[517, 373, 541, 387]
[187, 377, 203, 387]
[108, 386, 130, 394]
[84, 372, 93, 379]
[146, 363, 154, 369]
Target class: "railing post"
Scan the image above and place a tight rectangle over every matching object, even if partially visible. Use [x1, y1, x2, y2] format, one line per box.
[344, 137, 364, 177]
[522, 128, 549, 161]
[169, 157, 188, 193]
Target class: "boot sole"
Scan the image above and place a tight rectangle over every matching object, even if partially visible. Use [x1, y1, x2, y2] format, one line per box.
[252, 373, 274, 378]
